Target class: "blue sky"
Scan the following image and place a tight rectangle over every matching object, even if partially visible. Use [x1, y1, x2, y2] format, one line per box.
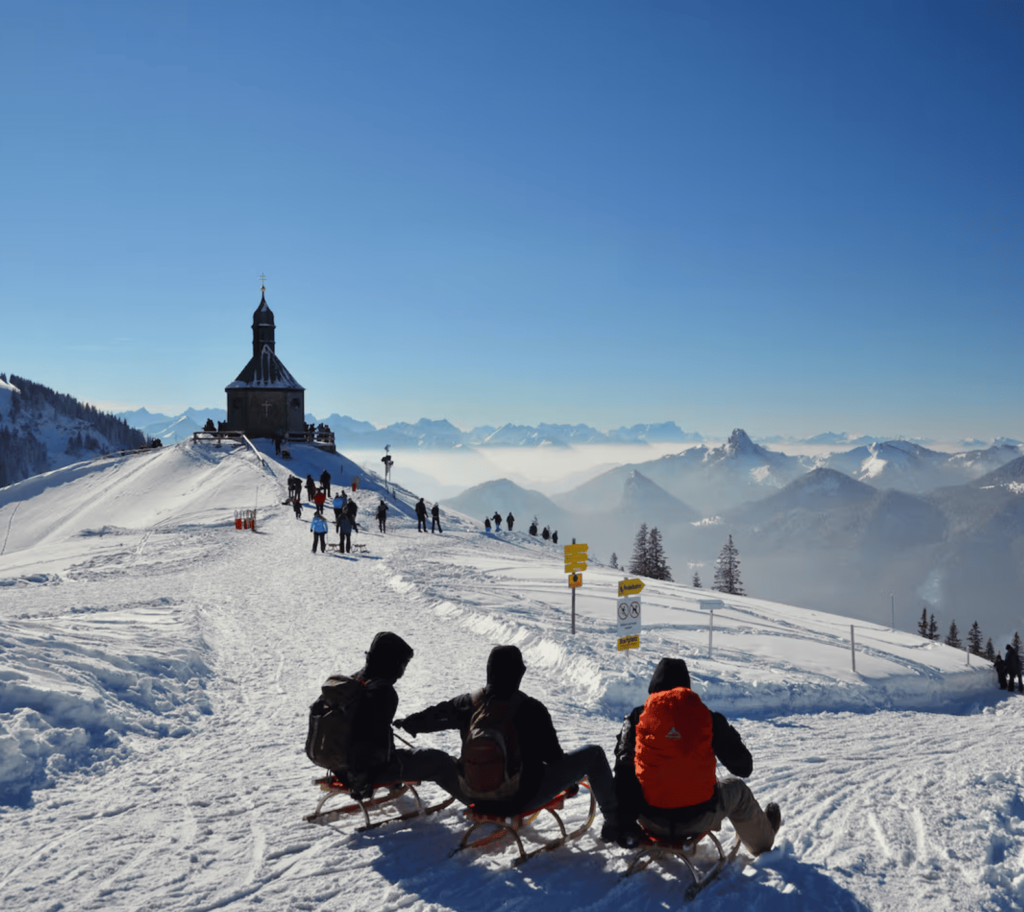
[1, 0, 1021, 442]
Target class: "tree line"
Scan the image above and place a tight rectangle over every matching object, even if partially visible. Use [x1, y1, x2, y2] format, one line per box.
[610, 525, 746, 596]
[917, 607, 1018, 661]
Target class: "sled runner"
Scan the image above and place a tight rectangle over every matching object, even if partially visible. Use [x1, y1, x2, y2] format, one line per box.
[449, 779, 596, 866]
[620, 828, 742, 901]
[305, 775, 454, 831]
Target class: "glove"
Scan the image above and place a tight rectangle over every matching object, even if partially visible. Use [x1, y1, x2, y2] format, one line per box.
[393, 717, 417, 737]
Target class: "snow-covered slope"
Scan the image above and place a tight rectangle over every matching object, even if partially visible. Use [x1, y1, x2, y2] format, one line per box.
[0, 440, 1019, 912]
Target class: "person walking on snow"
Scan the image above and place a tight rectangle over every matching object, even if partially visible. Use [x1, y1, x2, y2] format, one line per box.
[415, 498, 428, 533]
[306, 475, 317, 501]
[339, 507, 354, 553]
[310, 513, 329, 553]
[376, 499, 388, 533]
[506, 512, 515, 531]
[431, 503, 442, 534]
[320, 469, 332, 498]
[314, 488, 327, 516]
[492, 511, 502, 531]
[610, 657, 781, 851]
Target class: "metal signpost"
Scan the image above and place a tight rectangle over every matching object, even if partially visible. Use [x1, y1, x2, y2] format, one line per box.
[698, 599, 724, 658]
[564, 541, 588, 635]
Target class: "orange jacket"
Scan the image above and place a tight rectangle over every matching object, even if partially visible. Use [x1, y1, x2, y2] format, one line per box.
[634, 687, 716, 809]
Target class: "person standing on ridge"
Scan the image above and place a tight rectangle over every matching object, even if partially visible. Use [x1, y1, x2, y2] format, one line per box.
[415, 498, 428, 533]
[431, 503, 442, 534]
[376, 499, 388, 534]
[506, 512, 514, 531]
[492, 511, 502, 531]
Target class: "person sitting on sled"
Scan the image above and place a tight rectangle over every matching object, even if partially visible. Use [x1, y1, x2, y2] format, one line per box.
[338, 631, 464, 800]
[611, 657, 781, 852]
[395, 645, 622, 840]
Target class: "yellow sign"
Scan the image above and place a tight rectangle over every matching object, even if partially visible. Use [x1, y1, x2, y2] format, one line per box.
[563, 543, 588, 558]
[568, 572, 583, 589]
[617, 635, 640, 651]
[618, 578, 645, 597]
[565, 560, 587, 573]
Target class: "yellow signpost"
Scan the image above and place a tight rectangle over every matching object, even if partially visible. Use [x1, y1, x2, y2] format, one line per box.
[564, 542, 588, 633]
[618, 577, 645, 597]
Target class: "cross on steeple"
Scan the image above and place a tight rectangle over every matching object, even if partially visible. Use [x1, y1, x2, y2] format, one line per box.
[260, 273, 267, 291]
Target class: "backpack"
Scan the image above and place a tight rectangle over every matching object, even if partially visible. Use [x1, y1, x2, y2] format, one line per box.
[458, 690, 526, 801]
[305, 675, 366, 771]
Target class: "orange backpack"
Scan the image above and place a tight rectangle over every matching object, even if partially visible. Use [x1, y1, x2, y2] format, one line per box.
[634, 687, 716, 809]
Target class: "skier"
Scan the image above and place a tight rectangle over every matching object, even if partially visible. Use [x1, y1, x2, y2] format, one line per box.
[610, 657, 781, 852]
[431, 503, 443, 534]
[310, 513, 329, 553]
[415, 498, 428, 533]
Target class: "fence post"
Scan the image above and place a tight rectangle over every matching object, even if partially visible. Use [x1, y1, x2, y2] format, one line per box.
[850, 625, 856, 673]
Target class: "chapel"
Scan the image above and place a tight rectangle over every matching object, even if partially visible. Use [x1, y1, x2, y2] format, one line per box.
[223, 285, 305, 439]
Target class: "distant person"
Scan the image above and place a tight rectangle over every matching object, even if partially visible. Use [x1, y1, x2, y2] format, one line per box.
[529, 520, 538, 536]
[506, 513, 514, 531]
[274, 434, 282, 455]
[376, 499, 388, 533]
[306, 475, 317, 501]
[346, 497, 359, 533]
[542, 526, 551, 541]
[484, 517, 491, 531]
[611, 657, 780, 852]
[314, 488, 327, 516]
[339, 506, 354, 553]
[292, 497, 302, 519]
[552, 531, 558, 545]
[310, 513, 329, 553]
[995, 651, 1007, 690]
[395, 645, 621, 836]
[1005, 643, 1023, 693]
[431, 503, 442, 534]
[333, 493, 346, 532]
[492, 511, 502, 531]
[415, 498, 428, 533]
[321, 469, 332, 497]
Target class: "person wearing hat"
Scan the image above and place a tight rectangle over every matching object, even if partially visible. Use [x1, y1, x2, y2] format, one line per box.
[610, 657, 781, 852]
[395, 645, 621, 838]
[337, 632, 463, 799]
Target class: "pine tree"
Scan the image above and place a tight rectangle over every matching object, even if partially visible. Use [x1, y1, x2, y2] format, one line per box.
[985, 639, 996, 661]
[945, 620, 962, 649]
[1014, 631, 1022, 658]
[917, 607, 929, 638]
[647, 527, 673, 581]
[713, 535, 744, 596]
[692, 571, 702, 589]
[628, 523, 650, 576]
[927, 613, 939, 641]
[967, 622, 983, 656]
[609, 553, 619, 570]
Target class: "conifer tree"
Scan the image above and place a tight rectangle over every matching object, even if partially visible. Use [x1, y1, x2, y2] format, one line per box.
[917, 607, 929, 638]
[609, 552, 619, 570]
[927, 613, 939, 641]
[985, 639, 996, 661]
[945, 620, 962, 649]
[647, 527, 673, 581]
[967, 622, 983, 656]
[628, 523, 650, 576]
[713, 535, 744, 596]
[1014, 631, 1023, 657]
[692, 571, 702, 589]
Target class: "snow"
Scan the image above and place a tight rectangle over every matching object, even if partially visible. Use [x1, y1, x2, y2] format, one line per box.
[0, 439, 1020, 911]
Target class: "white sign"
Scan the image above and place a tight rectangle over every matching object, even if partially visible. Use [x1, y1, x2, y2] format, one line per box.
[617, 595, 641, 651]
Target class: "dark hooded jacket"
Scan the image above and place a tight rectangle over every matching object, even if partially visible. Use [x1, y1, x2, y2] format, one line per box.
[613, 658, 752, 824]
[346, 632, 414, 783]
[398, 645, 563, 811]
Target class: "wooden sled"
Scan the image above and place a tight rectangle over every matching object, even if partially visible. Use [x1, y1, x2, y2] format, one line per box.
[449, 779, 596, 866]
[305, 775, 454, 832]
[621, 827, 742, 901]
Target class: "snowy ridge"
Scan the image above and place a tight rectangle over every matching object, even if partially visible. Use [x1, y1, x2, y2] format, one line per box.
[0, 438, 1020, 912]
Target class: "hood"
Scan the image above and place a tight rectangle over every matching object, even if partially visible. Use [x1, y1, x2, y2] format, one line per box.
[486, 645, 526, 698]
[363, 631, 414, 682]
[648, 657, 691, 693]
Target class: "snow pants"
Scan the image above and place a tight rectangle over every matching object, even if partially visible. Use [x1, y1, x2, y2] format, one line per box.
[638, 777, 776, 855]
[521, 745, 618, 824]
